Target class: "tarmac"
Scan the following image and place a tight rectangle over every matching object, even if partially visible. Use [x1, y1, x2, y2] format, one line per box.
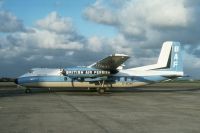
[0, 82, 200, 133]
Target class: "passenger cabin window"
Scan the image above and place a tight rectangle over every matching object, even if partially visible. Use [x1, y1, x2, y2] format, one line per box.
[120, 77, 124, 81]
[127, 77, 132, 82]
[124, 77, 127, 81]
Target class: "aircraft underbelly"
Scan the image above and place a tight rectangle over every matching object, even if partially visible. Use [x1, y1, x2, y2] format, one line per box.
[23, 81, 148, 88]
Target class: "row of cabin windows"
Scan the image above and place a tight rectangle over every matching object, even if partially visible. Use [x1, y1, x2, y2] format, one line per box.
[64, 77, 136, 82]
[112, 77, 135, 82]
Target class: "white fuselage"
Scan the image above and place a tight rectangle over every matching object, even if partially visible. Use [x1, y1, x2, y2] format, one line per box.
[17, 68, 183, 89]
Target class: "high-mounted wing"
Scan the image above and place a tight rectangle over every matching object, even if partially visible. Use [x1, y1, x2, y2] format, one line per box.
[88, 54, 129, 73]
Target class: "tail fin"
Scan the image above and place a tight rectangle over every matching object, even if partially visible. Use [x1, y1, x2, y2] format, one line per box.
[157, 41, 183, 71]
[128, 41, 183, 72]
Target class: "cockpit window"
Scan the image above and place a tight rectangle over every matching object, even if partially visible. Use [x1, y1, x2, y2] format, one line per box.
[28, 69, 33, 73]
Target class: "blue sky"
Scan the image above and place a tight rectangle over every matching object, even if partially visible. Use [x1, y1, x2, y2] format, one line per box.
[2, 0, 116, 37]
[0, 0, 200, 78]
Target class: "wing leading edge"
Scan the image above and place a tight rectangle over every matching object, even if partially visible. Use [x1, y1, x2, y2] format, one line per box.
[88, 54, 129, 73]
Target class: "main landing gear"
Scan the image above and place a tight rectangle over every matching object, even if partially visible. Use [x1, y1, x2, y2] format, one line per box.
[97, 88, 105, 94]
[97, 80, 107, 94]
[97, 87, 110, 94]
[25, 88, 32, 93]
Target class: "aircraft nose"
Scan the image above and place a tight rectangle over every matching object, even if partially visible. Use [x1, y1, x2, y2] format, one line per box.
[14, 79, 18, 84]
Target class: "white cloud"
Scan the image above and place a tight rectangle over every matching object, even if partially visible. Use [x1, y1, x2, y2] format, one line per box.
[65, 51, 74, 56]
[84, 0, 117, 25]
[1, 1, 200, 78]
[0, 11, 25, 32]
[87, 36, 103, 52]
[25, 55, 36, 61]
[36, 11, 75, 34]
[44, 55, 54, 60]
[130, 0, 188, 27]
[0, 11, 84, 66]
[83, 0, 200, 78]
[84, 0, 194, 40]
[107, 34, 132, 54]
[18, 29, 83, 50]
[84, 0, 200, 48]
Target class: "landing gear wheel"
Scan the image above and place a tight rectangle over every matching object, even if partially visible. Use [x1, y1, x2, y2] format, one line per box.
[48, 88, 51, 93]
[98, 88, 105, 94]
[25, 88, 31, 93]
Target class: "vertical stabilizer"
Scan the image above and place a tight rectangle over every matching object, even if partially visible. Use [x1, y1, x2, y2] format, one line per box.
[128, 41, 183, 72]
[157, 42, 172, 67]
[157, 41, 183, 71]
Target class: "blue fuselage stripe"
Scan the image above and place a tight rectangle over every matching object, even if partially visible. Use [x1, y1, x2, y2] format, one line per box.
[17, 75, 167, 85]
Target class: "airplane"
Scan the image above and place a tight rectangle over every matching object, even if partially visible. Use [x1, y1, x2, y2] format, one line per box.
[15, 41, 184, 94]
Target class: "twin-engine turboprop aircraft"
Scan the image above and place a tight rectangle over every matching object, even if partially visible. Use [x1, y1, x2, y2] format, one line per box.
[15, 41, 184, 94]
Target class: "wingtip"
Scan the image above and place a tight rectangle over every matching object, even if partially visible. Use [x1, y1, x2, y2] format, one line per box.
[111, 54, 129, 57]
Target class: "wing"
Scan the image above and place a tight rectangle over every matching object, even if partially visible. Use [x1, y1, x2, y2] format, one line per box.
[88, 54, 129, 72]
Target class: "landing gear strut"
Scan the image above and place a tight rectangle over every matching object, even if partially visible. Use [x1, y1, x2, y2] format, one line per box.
[97, 80, 106, 94]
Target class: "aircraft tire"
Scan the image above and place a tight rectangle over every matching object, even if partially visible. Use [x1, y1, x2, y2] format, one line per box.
[98, 88, 105, 94]
[25, 88, 31, 93]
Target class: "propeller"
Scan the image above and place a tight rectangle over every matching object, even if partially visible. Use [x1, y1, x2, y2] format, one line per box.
[59, 66, 66, 76]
